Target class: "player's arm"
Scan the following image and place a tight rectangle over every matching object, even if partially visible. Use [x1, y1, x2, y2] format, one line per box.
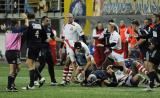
[82, 53, 92, 76]
[97, 42, 116, 48]
[103, 79, 111, 84]
[20, 13, 29, 27]
[92, 29, 99, 39]
[80, 35, 87, 44]
[82, 43, 92, 73]
[104, 34, 118, 48]
[50, 31, 63, 42]
[0, 24, 6, 31]
[76, 24, 87, 44]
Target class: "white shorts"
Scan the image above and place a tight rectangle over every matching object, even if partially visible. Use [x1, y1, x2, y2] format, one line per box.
[125, 75, 132, 86]
[109, 51, 124, 62]
[66, 47, 76, 62]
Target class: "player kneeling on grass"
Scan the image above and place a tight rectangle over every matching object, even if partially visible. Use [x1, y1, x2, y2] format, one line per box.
[60, 41, 94, 85]
[85, 65, 118, 87]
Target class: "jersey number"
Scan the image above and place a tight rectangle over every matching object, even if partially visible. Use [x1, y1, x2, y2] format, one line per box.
[35, 30, 39, 38]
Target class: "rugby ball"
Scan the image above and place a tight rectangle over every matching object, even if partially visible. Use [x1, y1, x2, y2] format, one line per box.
[77, 73, 85, 82]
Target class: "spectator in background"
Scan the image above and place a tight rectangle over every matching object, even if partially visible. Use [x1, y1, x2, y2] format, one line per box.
[93, 0, 104, 16]
[119, 20, 128, 59]
[127, 22, 139, 58]
[38, 0, 48, 12]
[92, 22, 106, 69]
[70, 0, 86, 16]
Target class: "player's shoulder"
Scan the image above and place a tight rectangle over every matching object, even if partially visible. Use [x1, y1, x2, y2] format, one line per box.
[113, 31, 120, 36]
[30, 21, 42, 30]
[80, 41, 87, 47]
[72, 22, 81, 27]
[93, 28, 96, 32]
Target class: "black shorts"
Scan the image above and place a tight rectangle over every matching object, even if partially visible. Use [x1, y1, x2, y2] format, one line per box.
[26, 47, 41, 60]
[5, 50, 21, 64]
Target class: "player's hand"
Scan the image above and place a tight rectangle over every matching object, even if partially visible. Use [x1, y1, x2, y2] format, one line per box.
[0, 24, 6, 30]
[133, 44, 138, 48]
[46, 38, 52, 43]
[81, 71, 85, 77]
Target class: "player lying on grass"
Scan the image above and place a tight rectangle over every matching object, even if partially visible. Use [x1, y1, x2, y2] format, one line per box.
[81, 57, 150, 87]
[115, 59, 149, 87]
[85, 65, 118, 87]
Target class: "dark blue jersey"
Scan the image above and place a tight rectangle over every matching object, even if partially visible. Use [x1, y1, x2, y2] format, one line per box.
[24, 21, 43, 48]
[153, 23, 160, 38]
[92, 70, 108, 80]
[41, 26, 55, 48]
[92, 70, 117, 85]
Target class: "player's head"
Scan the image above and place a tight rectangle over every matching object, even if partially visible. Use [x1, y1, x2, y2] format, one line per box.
[131, 20, 140, 30]
[96, 21, 104, 30]
[119, 20, 125, 27]
[149, 38, 159, 50]
[144, 18, 152, 26]
[11, 19, 19, 27]
[27, 13, 35, 20]
[41, 16, 50, 26]
[152, 13, 160, 24]
[74, 41, 82, 52]
[87, 74, 97, 83]
[66, 13, 74, 24]
[108, 22, 116, 33]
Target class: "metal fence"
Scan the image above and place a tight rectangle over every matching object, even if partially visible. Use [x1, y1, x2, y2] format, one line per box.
[0, 0, 64, 17]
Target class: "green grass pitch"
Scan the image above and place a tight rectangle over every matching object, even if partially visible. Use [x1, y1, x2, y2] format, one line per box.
[0, 61, 160, 98]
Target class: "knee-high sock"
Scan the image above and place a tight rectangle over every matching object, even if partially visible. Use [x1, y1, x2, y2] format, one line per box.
[147, 72, 155, 88]
[153, 71, 160, 83]
[66, 66, 74, 82]
[29, 69, 35, 87]
[136, 63, 148, 75]
[11, 73, 17, 87]
[62, 67, 69, 81]
[34, 68, 42, 81]
[7, 75, 14, 88]
[48, 66, 56, 82]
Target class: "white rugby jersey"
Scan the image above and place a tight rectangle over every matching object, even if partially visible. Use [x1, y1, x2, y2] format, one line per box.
[115, 70, 128, 82]
[61, 22, 84, 41]
[109, 31, 122, 50]
[64, 40, 92, 62]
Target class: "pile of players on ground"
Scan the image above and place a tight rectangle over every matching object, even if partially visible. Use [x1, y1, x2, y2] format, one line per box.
[59, 13, 160, 92]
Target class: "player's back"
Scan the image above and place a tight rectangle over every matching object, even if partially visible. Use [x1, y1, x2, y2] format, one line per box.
[5, 30, 21, 51]
[25, 21, 42, 47]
